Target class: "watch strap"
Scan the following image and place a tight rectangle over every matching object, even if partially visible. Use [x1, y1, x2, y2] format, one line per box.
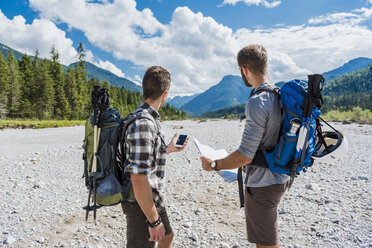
[146, 216, 162, 228]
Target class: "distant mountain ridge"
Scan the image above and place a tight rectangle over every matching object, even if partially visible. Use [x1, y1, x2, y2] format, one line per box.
[0, 43, 32, 61]
[323, 57, 372, 81]
[203, 64, 372, 118]
[182, 75, 252, 116]
[0, 43, 140, 92]
[167, 94, 199, 109]
[178, 57, 372, 116]
[70, 62, 141, 92]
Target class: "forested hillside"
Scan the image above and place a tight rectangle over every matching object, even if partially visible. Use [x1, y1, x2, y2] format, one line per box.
[201, 104, 245, 118]
[322, 65, 372, 112]
[0, 44, 186, 120]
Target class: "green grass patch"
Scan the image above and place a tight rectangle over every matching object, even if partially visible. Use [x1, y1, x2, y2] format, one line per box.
[322, 107, 372, 123]
[0, 120, 86, 129]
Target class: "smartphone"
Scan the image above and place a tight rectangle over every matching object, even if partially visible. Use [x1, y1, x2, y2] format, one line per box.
[175, 134, 188, 148]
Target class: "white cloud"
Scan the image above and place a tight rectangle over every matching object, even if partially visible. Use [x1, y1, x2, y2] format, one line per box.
[26, 0, 372, 96]
[219, 0, 281, 8]
[0, 10, 77, 65]
[133, 75, 142, 85]
[308, 6, 372, 25]
[94, 59, 125, 77]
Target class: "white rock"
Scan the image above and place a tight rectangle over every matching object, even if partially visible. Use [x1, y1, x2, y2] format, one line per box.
[221, 242, 230, 248]
[182, 222, 193, 228]
[306, 183, 320, 191]
[189, 232, 198, 242]
[37, 237, 45, 243]
[3, 236, 16, 244]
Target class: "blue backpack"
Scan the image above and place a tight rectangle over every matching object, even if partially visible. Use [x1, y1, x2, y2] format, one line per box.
[264, 79, 322, 175]
[237, 75, 324, 207]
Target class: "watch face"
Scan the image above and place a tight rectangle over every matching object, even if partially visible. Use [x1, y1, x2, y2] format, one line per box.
[211, 161, 216, 168]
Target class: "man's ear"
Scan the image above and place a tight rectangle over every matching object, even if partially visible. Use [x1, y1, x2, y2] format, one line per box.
[241, 66, 250, 78]
[161, 89, 169, 100]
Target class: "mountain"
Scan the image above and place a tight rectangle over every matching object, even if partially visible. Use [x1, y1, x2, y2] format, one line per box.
[69, 62, 141, 92]
[0, 43, 140, 92]
[323, 57, 372, 81]
[322, 65, 372, 112]
[167, 94, 199, 109]
[195, 57, 372, 117]
[0, 43, 31, 61]
[182, 75, 253, 116]
[201, 104, 245, 118]
[203, 64, 372, 118]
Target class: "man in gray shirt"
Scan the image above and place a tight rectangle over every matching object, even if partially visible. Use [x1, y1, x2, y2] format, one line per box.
[201, 44, 289, 248]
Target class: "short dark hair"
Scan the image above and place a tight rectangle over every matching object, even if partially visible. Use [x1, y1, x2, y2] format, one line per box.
[142, 66, 171, 100]
[237, 44, 268, 75]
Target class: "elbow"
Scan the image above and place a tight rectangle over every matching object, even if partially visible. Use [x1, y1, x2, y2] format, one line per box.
[245, 157, 253, 165]
[236, 150, 253, 166]
[130, 173, 146, 186]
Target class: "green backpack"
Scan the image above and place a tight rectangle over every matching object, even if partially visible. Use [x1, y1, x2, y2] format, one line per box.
[82, 105, 159, 220]
[82, 108, 124, 208]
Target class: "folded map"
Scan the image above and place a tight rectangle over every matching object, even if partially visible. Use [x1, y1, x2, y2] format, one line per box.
[194, 138, 238, 183]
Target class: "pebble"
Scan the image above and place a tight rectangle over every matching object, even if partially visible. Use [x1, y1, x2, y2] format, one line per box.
[221, 242, 230, 248]
[357, 176, 369, 181]
[189, 232, 199, 242]
[279, 207, 287, 214]
[3, 236, 16, 244]
[182, 222, 193, 228]
[195, 208, 205, 215]
[306, 183, 320, 191]
[36, 237, 45, 243]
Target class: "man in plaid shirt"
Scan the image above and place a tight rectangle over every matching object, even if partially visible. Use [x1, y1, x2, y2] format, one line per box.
[122, 66, 188, 248]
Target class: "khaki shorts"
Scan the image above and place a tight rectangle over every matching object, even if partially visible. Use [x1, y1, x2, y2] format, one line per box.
[244, 182, 288, 246]
[122, 201, 173, 248]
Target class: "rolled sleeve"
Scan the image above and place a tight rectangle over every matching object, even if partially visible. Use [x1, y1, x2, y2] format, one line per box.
[124, 118, 157, 176]
[238, 95, 269, 159]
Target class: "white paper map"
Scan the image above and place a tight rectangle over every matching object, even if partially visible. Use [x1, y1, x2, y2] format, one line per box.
[194, 138, 238, 183]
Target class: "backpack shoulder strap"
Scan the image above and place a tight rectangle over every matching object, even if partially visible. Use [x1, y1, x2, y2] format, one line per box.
[250, 87, 280, 98]
[121, 111, 166, 147]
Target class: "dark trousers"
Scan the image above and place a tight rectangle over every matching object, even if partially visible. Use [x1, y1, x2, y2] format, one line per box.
[122, 201, 173, 248]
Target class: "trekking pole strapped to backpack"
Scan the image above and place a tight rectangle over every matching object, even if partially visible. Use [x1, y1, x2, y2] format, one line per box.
[289, 74, 324, 187]
[85, 85, 110, 221]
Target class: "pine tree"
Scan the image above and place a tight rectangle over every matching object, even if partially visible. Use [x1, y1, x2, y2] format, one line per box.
[6, 50, 21, 118]
[0, 52, 10, 118]
[65, 66, 79, 119]
[76, 42, 86, 70]
[35, 59, 54, 119]
[49, 46, 70, 119]
[18, 54, 34, 118]
[75, 43, 89, 118]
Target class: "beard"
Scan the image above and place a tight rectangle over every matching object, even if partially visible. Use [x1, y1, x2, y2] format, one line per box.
[240, 68, 252, 88]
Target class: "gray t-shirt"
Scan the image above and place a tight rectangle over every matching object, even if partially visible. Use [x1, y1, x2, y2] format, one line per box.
[238, 83, 289, 187]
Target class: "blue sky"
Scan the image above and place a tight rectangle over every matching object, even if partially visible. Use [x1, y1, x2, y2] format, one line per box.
[0, 0, 372, 96]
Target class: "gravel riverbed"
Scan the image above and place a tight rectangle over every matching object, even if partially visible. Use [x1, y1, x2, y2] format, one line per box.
[0, 120, 371, 248]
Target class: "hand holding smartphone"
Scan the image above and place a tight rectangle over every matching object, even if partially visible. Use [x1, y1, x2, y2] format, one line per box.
[175, 134, 189, 148]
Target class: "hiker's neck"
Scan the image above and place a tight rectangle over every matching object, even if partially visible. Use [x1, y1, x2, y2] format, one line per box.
[143, 97, 163, 111]
[251, 73, 271, 88]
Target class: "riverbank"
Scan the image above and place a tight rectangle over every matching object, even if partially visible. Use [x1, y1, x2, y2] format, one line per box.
[0, 120, 371, 247]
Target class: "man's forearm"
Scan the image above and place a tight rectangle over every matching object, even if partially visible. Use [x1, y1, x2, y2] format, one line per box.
[131, 174, 158, 222]
[217, 150, 252, 170]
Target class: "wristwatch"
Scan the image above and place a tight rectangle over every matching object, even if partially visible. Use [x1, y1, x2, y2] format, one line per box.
[146, 216, 162, 228]
[211, 160, 219, 171]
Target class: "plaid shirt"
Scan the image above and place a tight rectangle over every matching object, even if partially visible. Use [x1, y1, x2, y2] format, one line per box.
[124, 101, 167, 209]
